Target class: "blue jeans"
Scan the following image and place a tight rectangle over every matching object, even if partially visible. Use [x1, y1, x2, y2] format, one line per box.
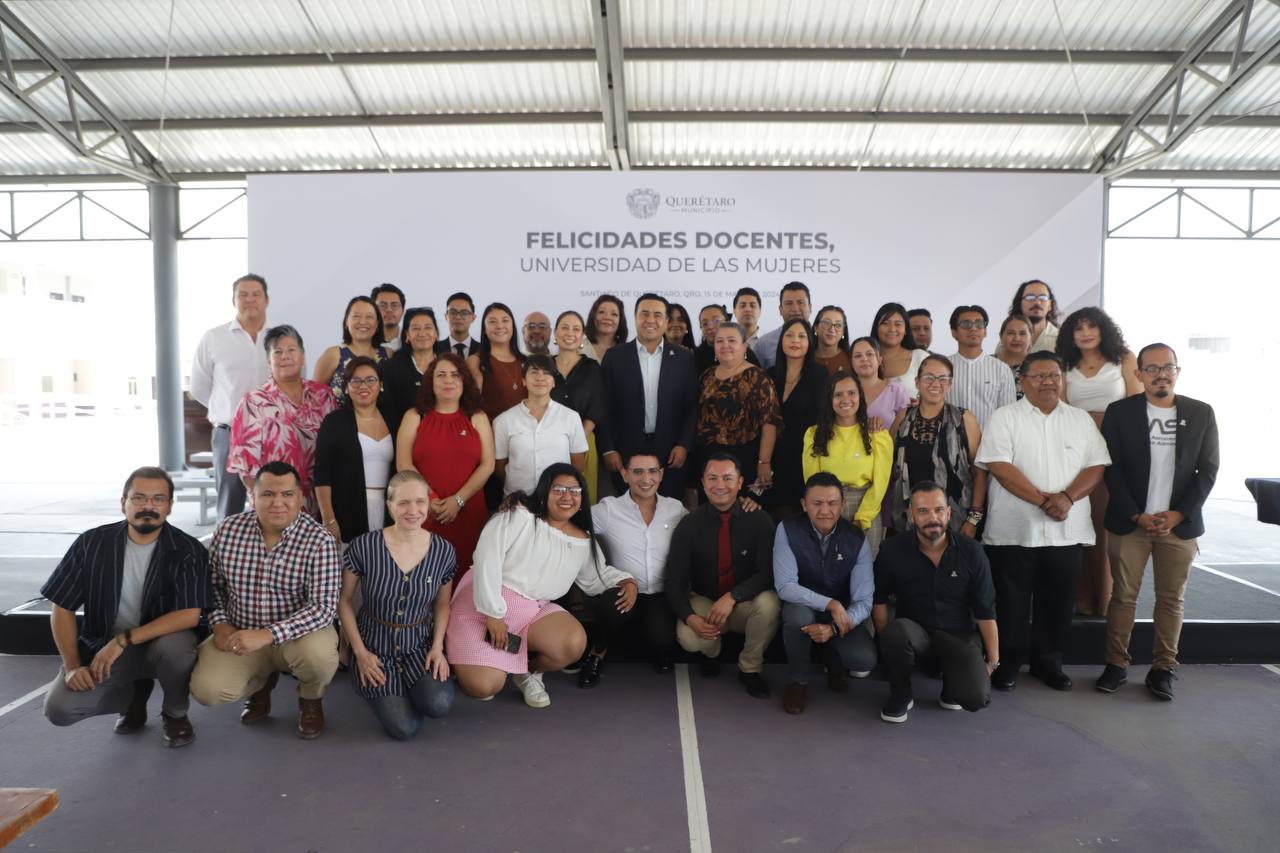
[366, 676, 455, 740]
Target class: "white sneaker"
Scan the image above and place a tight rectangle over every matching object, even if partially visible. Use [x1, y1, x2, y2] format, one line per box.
[512, 672, 551, 708]
[848, 669, 872, 679]
[938, 695, 963, 711]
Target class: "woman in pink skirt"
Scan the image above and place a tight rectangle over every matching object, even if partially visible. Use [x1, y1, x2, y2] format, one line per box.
[447, 463, 637, 708]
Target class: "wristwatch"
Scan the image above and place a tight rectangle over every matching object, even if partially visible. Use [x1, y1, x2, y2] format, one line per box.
[966, 507, 985, 526]
[454, 495, 466, 509]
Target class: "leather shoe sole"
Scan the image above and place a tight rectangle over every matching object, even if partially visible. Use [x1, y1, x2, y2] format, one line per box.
[241, 671, 280, 724]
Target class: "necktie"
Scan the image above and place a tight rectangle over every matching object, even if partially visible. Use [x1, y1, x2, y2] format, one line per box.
[454, 342, 466, 358]
[716, 512, 734, 597]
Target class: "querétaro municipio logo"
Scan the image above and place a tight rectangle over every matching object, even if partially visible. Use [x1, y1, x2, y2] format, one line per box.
[626, 188, 662, 219]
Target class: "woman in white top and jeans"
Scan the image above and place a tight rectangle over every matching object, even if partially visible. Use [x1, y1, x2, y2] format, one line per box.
[1059, 307, 1143, 617]
[447, 463, 638, 708]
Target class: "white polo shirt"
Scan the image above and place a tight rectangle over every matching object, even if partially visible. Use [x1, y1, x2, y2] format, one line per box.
[592, 491, 688, 594]
[493, 399, 589, 496]
[976, 396, 1110, 547]
[189, 318, 270, 425]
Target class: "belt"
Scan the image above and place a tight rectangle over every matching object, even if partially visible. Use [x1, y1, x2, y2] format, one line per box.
[213, 423, 231, 430]
[364, 611, 429, 630]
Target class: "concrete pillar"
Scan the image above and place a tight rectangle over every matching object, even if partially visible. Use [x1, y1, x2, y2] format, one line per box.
[150, 183, 184, 471]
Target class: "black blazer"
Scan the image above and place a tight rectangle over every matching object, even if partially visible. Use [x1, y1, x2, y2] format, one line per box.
[313, 407, 396, 542]
[379, 348, 426, 436]
[597, 340, 696, 466]
[1100, 393, 1219, 539]
[434, 337, 479, 357]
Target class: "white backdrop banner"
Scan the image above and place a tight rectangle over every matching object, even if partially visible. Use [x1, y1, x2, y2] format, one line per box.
[248, 171, 1102, 361]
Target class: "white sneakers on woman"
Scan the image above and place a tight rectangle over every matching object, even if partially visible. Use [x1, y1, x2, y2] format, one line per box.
[512, 672, 551, 708]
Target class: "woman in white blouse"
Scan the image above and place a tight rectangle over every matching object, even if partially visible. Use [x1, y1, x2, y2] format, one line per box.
[1058, 307, 1143, 617]
[446, 463, 638, 708]
[871, 302, 928, 399]
[492, 355, 588, 496]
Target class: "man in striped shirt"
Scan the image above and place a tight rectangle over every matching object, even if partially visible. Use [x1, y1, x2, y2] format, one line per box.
[946, 305, 1016, 429]
[42, 467, 212, 749]
[189, 461, 341, 739]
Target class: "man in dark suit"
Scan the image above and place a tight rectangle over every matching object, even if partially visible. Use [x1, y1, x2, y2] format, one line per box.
[1095, 343, 1218, 701]
[598, 293, 696, 499]
[434, 291, 480, 357]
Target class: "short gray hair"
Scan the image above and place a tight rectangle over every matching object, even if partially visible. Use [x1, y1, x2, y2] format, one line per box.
[263, 324, 304, 354]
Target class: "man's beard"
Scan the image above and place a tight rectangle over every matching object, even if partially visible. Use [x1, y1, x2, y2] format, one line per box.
[130, 513, 161, 534]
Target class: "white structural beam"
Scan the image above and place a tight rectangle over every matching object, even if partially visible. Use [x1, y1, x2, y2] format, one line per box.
[592, 0, 629, 170]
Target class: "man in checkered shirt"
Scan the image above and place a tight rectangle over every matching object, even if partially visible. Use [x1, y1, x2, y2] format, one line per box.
[190, 460, 341, 739]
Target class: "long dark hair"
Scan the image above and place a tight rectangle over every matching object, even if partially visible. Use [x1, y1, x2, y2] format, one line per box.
[1009, 279, 1061, 326]
[503, 463, 603, 581]
[414, 351, 482, 416]
[477, 302, 524, 377]
[769, 317, 816, 382]
[585, 294, 629, 347]
[815, 305, 851, 351]
[870, 302, 916, 351]
[340, 295, 386, 347]
[1056, 306, 1129, 368]
[666, 302, 696, 349]
[811, 371, 872, 457]
[398, 307, 438, 353]
[849, 335, 884, 379]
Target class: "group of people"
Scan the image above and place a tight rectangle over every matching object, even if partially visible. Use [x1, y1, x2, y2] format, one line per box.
[40, 273, 1219, 745]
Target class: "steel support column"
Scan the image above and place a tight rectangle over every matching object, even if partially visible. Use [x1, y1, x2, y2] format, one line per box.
[149, 183, 183, 470]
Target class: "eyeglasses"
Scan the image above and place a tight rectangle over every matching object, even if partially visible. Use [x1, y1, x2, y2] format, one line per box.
[1024, 371, 1063, 382]
[700, 317, 723, 328]
[128, 493, 170, 506]
[446, 309, 473, 319]
[348, 377, 380, 388]
[375, 301, 401, 311]
[1141, 364, 1181, 377]
[919, 373, 952, 385]
[549, 485, 584, 497]
[524, 322, 550, 331]
[816, 319, 845, 330]
[955, 320, 987, 330]
[1022, 294, 1052, 304]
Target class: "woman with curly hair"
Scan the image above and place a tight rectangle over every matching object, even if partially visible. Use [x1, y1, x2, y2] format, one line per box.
[1057, 306, 1143, 617]
[802, 372, 893, 553]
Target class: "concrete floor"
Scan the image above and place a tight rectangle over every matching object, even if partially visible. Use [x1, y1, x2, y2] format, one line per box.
[2, 657, 1279, 853]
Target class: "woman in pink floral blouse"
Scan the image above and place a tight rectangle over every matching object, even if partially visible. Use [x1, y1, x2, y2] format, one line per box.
[227, 324, 338, 518]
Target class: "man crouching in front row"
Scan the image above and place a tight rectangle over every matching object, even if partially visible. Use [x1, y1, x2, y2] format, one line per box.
[873, 480, 999, 724]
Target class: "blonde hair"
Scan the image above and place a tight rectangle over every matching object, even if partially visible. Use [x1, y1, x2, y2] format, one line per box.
[386, 470, 428, 503]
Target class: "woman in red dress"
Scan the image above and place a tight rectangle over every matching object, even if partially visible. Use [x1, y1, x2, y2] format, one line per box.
[396, 352, 495, 576]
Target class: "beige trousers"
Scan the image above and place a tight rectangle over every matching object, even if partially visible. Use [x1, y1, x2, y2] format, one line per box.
[676, 591, 781, 673]
[190, 624, 339, 704]
[1105, 530, 1198, 670]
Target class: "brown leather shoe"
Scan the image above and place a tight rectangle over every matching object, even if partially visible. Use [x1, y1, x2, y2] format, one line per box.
[114, 679, 155, 734]
[296, 696, 325, 739]
[783, 683, 807, 715]
[161, 712, 195, 748]
[240, 671, 279, 724]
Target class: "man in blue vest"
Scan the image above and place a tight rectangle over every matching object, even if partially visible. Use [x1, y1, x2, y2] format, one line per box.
[774, 472, 877, 715]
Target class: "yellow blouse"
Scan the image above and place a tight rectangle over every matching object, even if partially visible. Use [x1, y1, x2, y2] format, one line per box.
[801, 424, 894, 529]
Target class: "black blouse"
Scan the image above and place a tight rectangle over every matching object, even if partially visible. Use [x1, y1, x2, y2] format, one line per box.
[767, 360, 829, 509]
[380, 348, 428, 436]
[551, 354, 606, 426]
[313, 407, 395, 542]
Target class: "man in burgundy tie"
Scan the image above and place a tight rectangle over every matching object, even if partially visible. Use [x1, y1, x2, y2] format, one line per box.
[666, 453, 781, 698]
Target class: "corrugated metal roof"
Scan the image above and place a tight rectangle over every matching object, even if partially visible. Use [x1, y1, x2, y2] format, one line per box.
[878, 62, 1167, 114]
[632, 120, 874, 167]
[0, 133, 112, 176]
[344, 62, 599, 114]
[861, 122, 1099, 169]
[627, 59, 893, 111]
[1156, 125, 1280, 170]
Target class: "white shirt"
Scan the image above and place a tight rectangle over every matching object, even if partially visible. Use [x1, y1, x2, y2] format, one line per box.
[1066, 362, 1126, 414]
[1145, 403, 1178, 515]
[592, 491, 688, 594]
[493, 399, 589, 496]
[382, 336, 401, 352]
[753, 324, 784, 369]
[887, 349, 929, 399]
[976, 397, 1111, 547]
[189, 318, 270, 425]
[948, 351, 1017, 428]
[471, 506, 633, 618]
[637, 339, 665, 434]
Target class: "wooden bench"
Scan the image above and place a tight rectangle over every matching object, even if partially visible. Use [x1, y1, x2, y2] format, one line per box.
[0, 788, 58, 848]
[168, 469, 216, 526]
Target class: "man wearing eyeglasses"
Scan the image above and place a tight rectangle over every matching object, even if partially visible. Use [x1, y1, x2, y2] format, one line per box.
[976, 351, 1110, 692]
[1095, 344, 1218, 701]
[434, 291, 480, 357]
[370, 283, 406, 352]
[521, 311, 553, 355]
[946, 305, 1016, 429]
[997, 279, 1060, 357]
[41, 467, 212, 748]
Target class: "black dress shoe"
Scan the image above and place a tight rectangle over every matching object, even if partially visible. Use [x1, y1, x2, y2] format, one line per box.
[578, 653, 605, 689]
[991, 663, 1018, 692]
[114, 679, 155, 734]
[738, 671, 770, 699]
[161, 713, 195, 748]
[1031, 666, 1073, 691]
[699, 658, 721, 679]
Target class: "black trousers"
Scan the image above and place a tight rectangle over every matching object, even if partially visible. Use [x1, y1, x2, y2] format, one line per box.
[879, 619, 989, 711]
[582, 590, 677, 657]
[986, 544, 1082, 671]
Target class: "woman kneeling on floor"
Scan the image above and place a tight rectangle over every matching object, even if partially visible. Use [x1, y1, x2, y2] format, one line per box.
[339, 470, 457, 739]
[448, 463, 638, 708]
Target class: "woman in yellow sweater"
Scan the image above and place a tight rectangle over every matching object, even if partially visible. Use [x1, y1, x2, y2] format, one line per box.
[802, 372, 894, 554]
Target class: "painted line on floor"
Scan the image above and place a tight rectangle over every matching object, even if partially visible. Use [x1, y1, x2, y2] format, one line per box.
[1261, 664, 1280, 680]
[1192, 563, 1280, 599]
[0, 684, 48, 718]
[0, 554, 63, 558]
[675, 664, 713, 853]
[1197, 561, 1280, 566]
